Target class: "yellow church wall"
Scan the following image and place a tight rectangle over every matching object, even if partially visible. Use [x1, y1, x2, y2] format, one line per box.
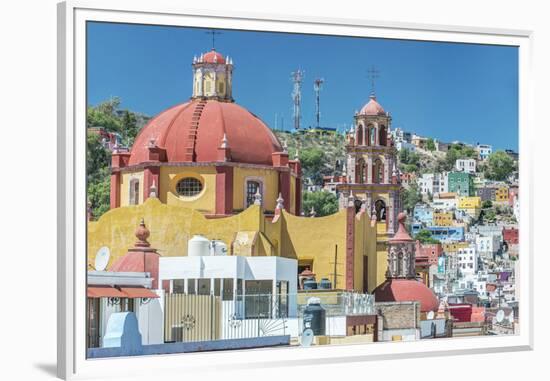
[278, 210, 348, 289]
[160, 166, 217, 214]
[356, 217, 380, 293]
[232, 167, 279, 211]
[87, 198, 264, 269]
[120, 171, 144, 206]
[289, 176, 296, 213]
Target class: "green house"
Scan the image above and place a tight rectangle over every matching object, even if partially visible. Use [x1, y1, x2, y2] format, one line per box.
[448, 172, 474, 197]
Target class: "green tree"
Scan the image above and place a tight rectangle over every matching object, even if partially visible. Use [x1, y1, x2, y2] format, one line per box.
[88, 169, 111, 218]
[302, 191, 339, 217]
[426, 138, 436, 151]
[482, 200, 493, 209]
[415, 229, 439, 244]
[300, 148, 326, 184]
[86, 134, 111, 218]
[484, 151, 516, 181]
[402, 182, 422, 213]
[86, 134, 110, 183]
[121, 109, 139, 145]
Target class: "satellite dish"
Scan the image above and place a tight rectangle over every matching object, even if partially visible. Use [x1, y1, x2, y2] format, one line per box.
[95, 246, 110, 271]
[427, 311, 435, 320]
[496, 309, 505, 323]
[300, 328, 314, 347]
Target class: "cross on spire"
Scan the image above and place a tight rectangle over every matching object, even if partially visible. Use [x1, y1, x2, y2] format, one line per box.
[367, 65, 380, 95]
[205, 29, 222, 50]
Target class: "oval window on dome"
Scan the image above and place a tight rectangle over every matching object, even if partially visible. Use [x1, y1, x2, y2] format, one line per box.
[176, 177, 203, 197]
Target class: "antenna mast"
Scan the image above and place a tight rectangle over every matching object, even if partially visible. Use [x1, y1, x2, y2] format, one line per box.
[291, 69, 305, 131]
[313, 78, 324, 128]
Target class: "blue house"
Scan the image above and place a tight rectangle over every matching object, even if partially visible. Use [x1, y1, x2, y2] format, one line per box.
[413, 204, 433, 226]
[411, 225, 465, 242]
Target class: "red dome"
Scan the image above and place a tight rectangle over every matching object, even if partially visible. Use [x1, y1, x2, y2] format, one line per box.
[359, 94, 386, 116]
[373, 279, 439, 312]
[202, 50, 225, 64]
[129, 100, 283, 166]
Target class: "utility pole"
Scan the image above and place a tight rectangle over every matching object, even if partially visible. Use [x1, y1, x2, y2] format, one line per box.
[313, 78, 324, 128]
[291, 70, 304, 131]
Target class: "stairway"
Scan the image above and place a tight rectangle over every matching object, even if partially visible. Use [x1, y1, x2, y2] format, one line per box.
[184, 100, 208, 162]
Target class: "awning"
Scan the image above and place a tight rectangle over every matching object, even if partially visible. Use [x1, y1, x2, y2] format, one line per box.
[87, 286, 126, 298]
[119, 287, 159, 299]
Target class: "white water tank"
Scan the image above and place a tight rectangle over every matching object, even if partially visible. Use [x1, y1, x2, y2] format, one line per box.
[210, 240, 228, 256]
[188, 235, 210, 257]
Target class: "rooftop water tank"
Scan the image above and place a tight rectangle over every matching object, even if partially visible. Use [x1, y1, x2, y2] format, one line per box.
[318, 278, 332, 290]
[210, 240, 228, 256]
[303, 278, 317, 290]
[188, 235, 210, 257]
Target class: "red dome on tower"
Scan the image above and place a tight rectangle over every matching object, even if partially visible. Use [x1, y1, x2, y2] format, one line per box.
[128, 100, 283, 166]
[373, 279, 439, 313]
[359, 94, 386, 116]
[202, 49, 226, 64]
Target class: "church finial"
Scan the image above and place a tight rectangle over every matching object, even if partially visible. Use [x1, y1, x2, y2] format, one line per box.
[310, 206, 316, 217]
[149, 180, 157, 198]
[254, 189, 262, 205]
[206, 29, 222, 50]
[134, 218, 151, 248]
[275, 193, 284, 210]
[367, 65, 380, 96]
[220, 133, 228, 148]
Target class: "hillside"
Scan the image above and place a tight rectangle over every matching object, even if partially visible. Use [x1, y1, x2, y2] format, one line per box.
[274, 130, 347, 184]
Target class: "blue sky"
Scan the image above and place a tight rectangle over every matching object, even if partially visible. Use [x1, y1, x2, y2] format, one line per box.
[87, 22, 518, 150]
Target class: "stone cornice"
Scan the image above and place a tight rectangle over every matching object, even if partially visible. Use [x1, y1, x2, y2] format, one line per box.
[113, 161, 300, 178]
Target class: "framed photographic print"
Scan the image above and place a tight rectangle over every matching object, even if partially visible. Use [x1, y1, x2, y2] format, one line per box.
[57, 1, 533, 379]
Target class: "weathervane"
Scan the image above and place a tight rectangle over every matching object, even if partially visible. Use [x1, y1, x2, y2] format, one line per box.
[367, 65, 380, 95]
[205, 29, 222, 50]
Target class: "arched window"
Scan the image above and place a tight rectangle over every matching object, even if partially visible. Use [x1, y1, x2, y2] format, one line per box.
[356, 125, 363, 146]
[373, 159, 383, 184]
[375, 199, 386, 221]
[246, 180, 261, 207]
[357, 159, 366, 183]
[176, 177, 203, 197]
[368, 125, 376, 146]
[379, 126, 387, 146]
[129, 178, 140, 205]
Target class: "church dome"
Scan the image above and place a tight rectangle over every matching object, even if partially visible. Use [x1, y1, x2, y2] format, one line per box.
[373, 278, 439, 313]
[359, 94, 386, 116]
[128, 100, 283, 166]
[202, 49, 226, 64]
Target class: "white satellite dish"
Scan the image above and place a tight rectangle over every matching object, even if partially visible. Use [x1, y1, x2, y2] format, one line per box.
[496, 309, 505, 323]
[301, 328, 314, 347]
[427, 311, 435, 320]
[95, 246, 110, 271]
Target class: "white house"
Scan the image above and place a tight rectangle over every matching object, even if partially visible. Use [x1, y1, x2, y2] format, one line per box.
[477, 144, 493, 160]
[455, 158, 476, 174]
[419, 173, 448, 196]
[158, 251, 299, 318]
[475, 235, 501, 258]
[431, 195, 457, 211]
[87, 271, 164, 347]
[457, 245, 478, 276]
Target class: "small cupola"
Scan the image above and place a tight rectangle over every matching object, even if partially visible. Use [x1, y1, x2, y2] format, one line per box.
[192, 49, 234, 102]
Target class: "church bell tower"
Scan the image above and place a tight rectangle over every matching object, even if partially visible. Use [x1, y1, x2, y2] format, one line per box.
[192, 49, 234, 102]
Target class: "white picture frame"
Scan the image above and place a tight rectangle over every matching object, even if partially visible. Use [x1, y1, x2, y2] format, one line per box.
[57, 1, 533, 379]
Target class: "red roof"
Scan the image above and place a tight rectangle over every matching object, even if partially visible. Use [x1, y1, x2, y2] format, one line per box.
[87, 286, 126, 298]
[128, 100, 283, 166]
[119, 287, 159, 299]
[359, 94, 386, 116]
[202, 49, 226, 64]
[373, 279, 439, 312]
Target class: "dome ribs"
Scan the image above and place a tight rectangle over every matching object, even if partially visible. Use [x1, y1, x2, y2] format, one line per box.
[184, 100, 208, 162]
